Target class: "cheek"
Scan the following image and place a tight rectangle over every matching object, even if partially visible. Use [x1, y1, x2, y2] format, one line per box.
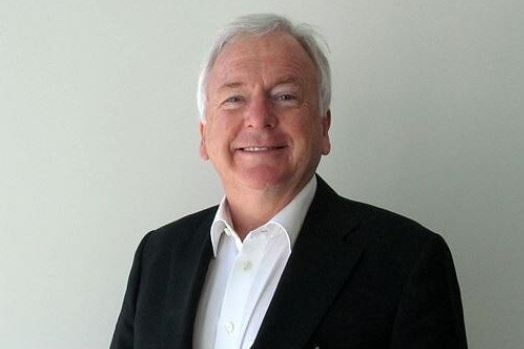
[203, 119, 235, 154]
[298, 123, 327, 155]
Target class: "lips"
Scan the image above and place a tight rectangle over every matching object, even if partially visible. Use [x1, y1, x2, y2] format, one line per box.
[238, 145, 287, 152]
[241, 146, 285, 152]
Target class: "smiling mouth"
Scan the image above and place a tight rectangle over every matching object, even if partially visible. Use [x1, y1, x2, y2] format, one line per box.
[239, 146, 286, 152]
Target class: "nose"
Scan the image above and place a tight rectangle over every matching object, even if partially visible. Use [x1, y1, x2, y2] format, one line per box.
[244, 95, 277, 129]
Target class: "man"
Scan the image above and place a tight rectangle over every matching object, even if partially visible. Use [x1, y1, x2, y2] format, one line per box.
[110, 14, 468, 349]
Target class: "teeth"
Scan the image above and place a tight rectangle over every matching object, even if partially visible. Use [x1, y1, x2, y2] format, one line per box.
[243, 147, 270, 152]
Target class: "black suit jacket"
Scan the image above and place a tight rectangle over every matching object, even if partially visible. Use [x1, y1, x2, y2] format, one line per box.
[110, 176, 467, 349]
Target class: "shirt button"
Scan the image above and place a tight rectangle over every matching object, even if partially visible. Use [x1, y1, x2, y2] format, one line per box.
[242, 260, 252, 271]
[224, 321, 235, 334]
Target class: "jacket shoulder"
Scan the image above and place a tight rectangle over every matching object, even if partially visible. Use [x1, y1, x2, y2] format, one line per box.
[140, 206, 217, 252]
[343, 195, 443, 245]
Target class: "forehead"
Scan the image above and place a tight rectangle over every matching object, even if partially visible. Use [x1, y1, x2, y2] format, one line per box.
[208, 31, 318, 88]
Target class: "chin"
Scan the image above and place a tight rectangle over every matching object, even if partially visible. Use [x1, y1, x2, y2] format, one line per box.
[238, 168, 290, 191]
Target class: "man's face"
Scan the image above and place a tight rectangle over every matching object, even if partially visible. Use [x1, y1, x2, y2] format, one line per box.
[200, 31, 331, 195]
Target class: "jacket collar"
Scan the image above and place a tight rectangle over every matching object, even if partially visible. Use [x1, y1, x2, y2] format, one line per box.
[160, 210, 215, 349]
[252, 175, 366, 349]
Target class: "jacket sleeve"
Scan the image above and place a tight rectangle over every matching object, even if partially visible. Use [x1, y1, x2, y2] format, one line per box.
[110, 233, 150, 349]
[390, 234, 468, 349]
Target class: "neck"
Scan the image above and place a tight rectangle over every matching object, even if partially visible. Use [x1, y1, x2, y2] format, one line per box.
[224, 180, 308, 239]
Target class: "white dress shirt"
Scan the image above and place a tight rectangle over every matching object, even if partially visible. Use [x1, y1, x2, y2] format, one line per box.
[193, 176, 317, 349]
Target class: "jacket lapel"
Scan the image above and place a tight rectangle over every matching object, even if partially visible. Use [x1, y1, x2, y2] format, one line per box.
[160, 210, 215, 349]
[253, 177, 367, 349]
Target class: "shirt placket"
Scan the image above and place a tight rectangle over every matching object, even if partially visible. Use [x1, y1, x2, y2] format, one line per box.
[214, 231, 268, 349]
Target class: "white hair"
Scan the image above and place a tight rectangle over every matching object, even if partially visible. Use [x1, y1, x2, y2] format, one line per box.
[196, 13, 331, 120]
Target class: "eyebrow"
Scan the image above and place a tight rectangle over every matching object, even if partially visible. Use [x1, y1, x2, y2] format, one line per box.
[218, 81, 245, 91]
[274, 76, 301, 86]
[218, 77, 301, 90]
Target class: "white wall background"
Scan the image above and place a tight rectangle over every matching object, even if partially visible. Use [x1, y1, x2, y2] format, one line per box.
[1, 1, 523, 348]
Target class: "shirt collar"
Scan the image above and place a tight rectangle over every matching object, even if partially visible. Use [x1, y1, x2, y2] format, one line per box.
[209, 176, 317, 256]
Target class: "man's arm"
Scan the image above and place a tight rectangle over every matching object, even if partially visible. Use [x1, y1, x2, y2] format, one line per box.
[110, 234, 150, 349]
[390, 234, 468, 348]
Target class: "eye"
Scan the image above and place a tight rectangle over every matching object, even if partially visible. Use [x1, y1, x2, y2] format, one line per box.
[276, 94, 297, 101]
[225, 96, 241, 103]
[273, 92, 299, 106]
[221, 95, 245, 108]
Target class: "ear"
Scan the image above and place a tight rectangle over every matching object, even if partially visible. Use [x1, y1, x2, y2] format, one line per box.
[199, 121, 209, 160]
[321, 109, 331, 155]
